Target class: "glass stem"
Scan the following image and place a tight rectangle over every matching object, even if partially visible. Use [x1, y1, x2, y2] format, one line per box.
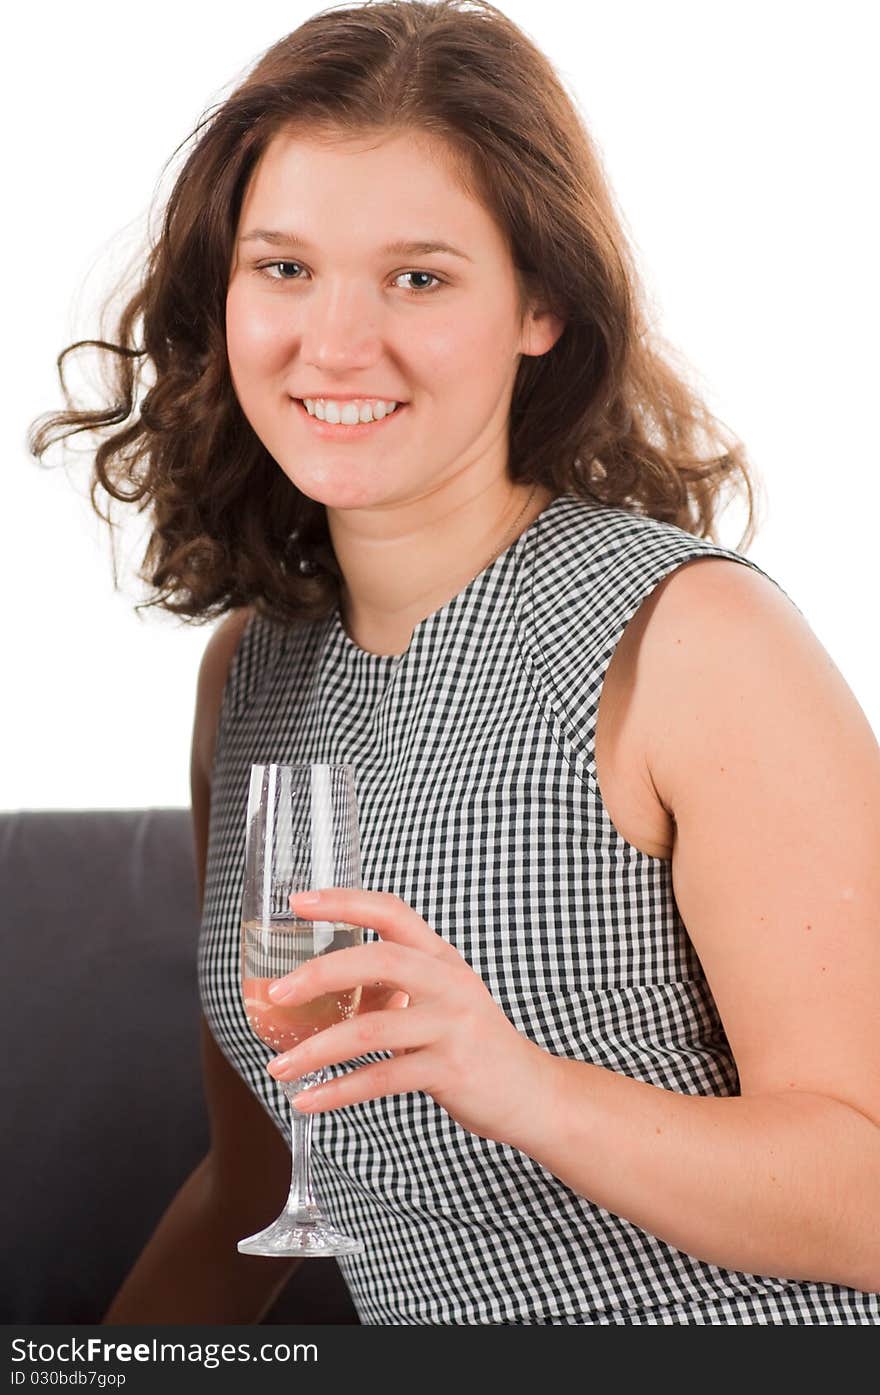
[281, 1070, 325, 1218]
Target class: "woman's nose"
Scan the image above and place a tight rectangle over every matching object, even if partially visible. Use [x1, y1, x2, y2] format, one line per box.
[298, 280, 382, 367]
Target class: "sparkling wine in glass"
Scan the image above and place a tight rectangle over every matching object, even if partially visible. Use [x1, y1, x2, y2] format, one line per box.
[236, 762, 365, 1257]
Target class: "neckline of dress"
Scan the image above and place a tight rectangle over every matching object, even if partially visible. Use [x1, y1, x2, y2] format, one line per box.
[327, 492, 569, 663]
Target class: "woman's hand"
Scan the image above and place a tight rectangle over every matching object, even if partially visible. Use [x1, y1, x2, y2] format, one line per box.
[265, 888, 553, 1147]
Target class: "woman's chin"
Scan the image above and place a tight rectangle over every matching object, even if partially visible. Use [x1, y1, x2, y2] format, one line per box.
[280, 464, 401, 511]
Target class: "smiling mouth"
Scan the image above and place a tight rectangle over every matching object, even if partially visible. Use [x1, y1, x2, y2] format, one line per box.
[291, 398, 408, 436]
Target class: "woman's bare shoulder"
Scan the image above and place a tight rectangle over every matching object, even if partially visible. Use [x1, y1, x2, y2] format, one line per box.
[597, 557, 805, 858]
[200, 605, 256, 675]
[192, 607, 256, 786]
[635, 555, 820, 811]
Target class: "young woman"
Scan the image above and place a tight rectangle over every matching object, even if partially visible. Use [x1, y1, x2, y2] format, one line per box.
[31, 0, 879, 1325]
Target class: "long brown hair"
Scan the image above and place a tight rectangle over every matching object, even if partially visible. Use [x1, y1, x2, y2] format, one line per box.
[27, 0, 760, 629]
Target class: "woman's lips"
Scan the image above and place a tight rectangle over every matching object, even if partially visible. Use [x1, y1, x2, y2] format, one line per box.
[292, 398, 408, 440]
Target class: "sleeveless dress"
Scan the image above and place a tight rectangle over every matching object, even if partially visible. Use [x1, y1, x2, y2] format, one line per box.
[198, 492, 880, 1325]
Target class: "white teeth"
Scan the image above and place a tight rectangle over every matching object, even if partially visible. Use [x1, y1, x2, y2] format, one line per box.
[304, 398, 399, 424]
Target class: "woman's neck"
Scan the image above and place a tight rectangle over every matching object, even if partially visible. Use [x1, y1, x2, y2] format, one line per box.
[328, 479, 556, 657]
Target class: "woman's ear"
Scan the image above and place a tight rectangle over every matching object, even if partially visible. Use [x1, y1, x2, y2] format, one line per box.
[521, 303, 566, 358]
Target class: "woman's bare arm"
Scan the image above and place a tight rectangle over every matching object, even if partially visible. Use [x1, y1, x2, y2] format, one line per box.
[508, 559, 880, 1292]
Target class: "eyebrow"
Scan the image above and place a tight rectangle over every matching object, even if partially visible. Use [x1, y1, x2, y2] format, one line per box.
[238, 229, 473, 261]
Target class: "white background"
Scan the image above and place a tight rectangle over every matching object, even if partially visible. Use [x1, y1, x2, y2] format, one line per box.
[4, 0, 877, 811]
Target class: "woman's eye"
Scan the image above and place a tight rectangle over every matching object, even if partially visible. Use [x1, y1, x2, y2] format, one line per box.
[393, 270, 443, 294]
[259, 261, 304, 281]
[256, 263, 444, 295]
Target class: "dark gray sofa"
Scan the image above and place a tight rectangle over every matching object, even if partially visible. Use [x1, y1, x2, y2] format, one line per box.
[0, 808, 358, 1325]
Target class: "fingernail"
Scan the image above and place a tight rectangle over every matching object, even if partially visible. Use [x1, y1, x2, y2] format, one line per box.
[293, 1090, 323, 1110]
[268, 978, 297, 1002]
[268, 1055, 296, 1077]
[291, 891, 321, 906]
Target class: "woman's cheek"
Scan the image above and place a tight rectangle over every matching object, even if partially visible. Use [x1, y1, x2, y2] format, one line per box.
[226, 285, 292, 375]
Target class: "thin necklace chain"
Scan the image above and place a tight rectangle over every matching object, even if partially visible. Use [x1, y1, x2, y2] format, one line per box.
[482, 483, 539, 572]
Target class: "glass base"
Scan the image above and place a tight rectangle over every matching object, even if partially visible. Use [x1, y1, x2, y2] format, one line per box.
[237, 1205, 364, 1257]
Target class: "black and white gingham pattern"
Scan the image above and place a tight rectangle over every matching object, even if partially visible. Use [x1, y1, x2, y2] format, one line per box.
[199, 494, 879, 1324]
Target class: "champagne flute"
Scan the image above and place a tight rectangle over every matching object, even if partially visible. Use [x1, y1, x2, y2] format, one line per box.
[236, 762, 365, 1257]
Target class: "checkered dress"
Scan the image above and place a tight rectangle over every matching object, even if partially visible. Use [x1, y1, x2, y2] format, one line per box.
[198, 493, 879, 1324]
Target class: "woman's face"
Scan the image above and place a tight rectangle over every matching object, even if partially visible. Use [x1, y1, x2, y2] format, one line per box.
[226, 126, 560, 511]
